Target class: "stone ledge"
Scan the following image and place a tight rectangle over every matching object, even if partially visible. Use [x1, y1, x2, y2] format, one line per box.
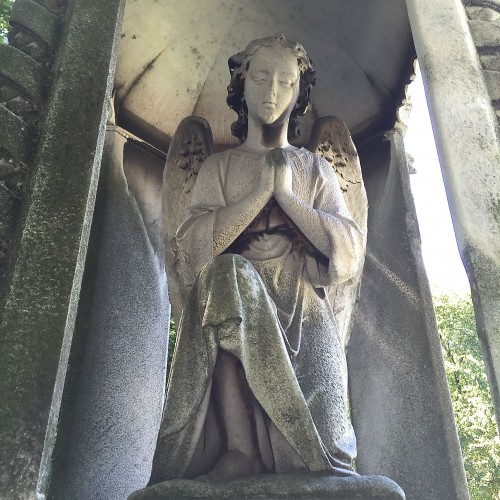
[129, 473, 405, 500]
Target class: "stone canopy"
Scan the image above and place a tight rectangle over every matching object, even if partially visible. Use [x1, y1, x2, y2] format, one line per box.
[4, 0, 499, 499]
[115, 0, 414, 150]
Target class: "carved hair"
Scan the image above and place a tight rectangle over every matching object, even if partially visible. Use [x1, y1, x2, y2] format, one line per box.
[227, 34, 316, 143]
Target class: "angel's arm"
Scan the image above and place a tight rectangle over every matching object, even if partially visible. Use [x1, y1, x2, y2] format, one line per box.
[272, 149, 363, 283]
[177, 153, 275, 259]
[211, 154, 275, 256]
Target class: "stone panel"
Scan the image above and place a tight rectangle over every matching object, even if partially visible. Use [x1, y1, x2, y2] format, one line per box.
[0, 1, 125, 497]
[348, 131, 469, 500]
[49, 129, 169, 500]
[408, 0, 500, 430]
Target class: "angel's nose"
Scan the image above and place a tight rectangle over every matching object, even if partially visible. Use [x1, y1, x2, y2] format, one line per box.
[268, 78, 279, 98]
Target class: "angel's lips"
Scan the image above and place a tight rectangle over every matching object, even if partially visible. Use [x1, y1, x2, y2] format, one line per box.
[262, 101, 276, 106]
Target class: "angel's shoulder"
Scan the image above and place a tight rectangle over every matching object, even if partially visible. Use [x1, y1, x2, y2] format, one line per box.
[197, 151, 230, 178]
[298, 148, 333, 178]
[201, 150, 225, 167]
[202, 150, 231, 169]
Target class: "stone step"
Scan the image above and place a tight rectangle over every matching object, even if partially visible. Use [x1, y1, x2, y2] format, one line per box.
[466, 6, 500, 22]
[129, 473, 405, 500]
[482, 69, 500, 102]
[479, 54, 500, 72]
[468, 19, 500, 51]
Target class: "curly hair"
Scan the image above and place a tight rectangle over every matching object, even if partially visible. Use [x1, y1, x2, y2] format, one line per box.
[227, 34, 316, 143]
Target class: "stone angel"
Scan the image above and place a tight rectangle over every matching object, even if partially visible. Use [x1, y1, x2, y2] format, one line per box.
[148, 34, 372, 489]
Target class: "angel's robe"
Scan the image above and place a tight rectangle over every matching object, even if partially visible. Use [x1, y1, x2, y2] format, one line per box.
[150, 147, 364, 483]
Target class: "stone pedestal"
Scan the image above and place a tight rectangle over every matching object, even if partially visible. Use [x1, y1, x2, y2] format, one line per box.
[129, 474, 404, 500]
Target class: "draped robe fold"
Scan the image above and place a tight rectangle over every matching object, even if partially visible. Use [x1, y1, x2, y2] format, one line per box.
[150, 147, 363, 483]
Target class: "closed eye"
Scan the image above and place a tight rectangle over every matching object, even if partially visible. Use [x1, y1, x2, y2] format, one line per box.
[251, 70, 268, 84]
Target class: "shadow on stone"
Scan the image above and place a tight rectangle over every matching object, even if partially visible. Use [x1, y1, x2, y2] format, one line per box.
[128, 473, 405, 499]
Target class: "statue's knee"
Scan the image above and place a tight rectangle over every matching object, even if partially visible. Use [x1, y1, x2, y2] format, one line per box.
[199, 254, 258, 287]
[211, 253, 253, 271]
[197, 253, 256, 287]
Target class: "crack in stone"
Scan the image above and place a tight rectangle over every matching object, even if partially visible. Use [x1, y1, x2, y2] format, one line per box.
[120, 49, 165, 105]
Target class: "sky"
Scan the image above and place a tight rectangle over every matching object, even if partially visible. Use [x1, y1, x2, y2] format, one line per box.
[404, 66, 470, 296]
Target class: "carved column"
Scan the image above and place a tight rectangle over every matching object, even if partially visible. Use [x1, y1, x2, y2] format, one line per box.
[463, 0, 500, 127]
[0, 0, 67, 299]
[0, 0, 124, 498]
[406, 0, 500, 429]
[349, 131, 469, 500]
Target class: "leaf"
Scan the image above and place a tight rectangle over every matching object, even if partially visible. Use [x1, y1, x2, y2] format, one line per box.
[434, 292, 499, 499]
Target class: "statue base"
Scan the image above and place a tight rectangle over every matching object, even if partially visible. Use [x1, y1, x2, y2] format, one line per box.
[128, 473, 405, 499]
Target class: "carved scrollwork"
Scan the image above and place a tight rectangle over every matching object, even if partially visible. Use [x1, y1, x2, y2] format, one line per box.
[0, 0, 67, 294]
[0, 147, 26, 282]
[463, 0, 500, 124]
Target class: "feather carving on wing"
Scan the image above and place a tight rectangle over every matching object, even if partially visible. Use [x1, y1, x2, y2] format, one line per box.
[162, 116, 214, 323]
[308, 116, 368, 346]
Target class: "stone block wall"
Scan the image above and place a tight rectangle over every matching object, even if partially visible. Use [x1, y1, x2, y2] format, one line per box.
[463, 0, 500, 127]
[0, 0, 67, 297]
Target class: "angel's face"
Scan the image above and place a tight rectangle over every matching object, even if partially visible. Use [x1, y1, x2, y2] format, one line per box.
[244, 45, 300, 127]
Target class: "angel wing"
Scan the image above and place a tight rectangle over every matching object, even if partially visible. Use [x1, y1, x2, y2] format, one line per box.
[162, 116, 214, 323]
[308, 116, 368, 346]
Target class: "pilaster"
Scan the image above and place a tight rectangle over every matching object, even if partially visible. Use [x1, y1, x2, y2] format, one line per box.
[407, 0, 500, 429]
[0, 0, 125, 497]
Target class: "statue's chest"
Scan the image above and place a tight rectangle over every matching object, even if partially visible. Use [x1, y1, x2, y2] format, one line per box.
[224, 161, 262, 204]
[223, 157, 314, 205]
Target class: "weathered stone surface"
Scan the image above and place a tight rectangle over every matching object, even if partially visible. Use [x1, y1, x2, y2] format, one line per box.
[47, 128, 169, 500]
[468, 18, 500, 47]
[129, 473, 404, 500]
[1, 3, 493, 499]
[483, 69, 500, 101]
[10, 0, 61, 50]
[464, 3, 500, 120]
[348, 132, 469, 500]
[480, 54, 500, 72]
[0, 0, 124, 498]
[466, 9, 500, 104]
[0, 104, 32, 164]
[115, 0, 414, 150]
[408, 0, 500, 429]
[0, 0, 66, 299]
[466, 5, 500, 21]
[0, 45, 47, 105]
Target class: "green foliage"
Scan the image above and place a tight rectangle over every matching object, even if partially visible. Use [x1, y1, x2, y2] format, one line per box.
[0, 0, 14, 45]
[0, 0, 13, 44]
[435, 293, 500, 500]
[168, 316, 176, 371]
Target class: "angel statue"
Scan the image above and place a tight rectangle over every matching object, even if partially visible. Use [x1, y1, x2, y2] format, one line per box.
[130, 34, 403, 499]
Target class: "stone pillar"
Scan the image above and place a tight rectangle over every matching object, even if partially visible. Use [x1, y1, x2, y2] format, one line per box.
[406, 0, 500, 428]
[0, 0, 125, 498]
[348, 131, 469, 500]
[46, 128, 169, 500]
